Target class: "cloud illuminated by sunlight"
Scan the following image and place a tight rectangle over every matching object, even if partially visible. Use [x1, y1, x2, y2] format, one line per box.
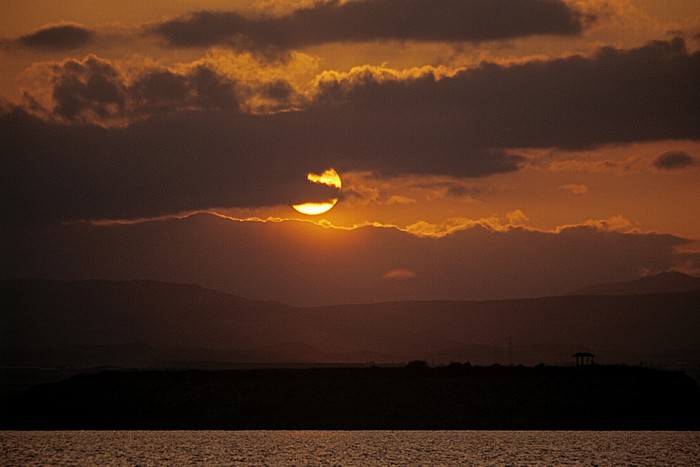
[553, 215, 636, 233]
[383, 268, 417, 280]
[558, 184, 588, 194]
[77, 209, 648, 243]
[306, 168, 342, 189]
[506, 210, 529, 226]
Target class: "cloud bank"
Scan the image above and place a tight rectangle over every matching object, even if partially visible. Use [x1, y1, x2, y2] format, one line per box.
[23, 55, 241, 124]
[153, 0, 591, 49]
[3, 39, 698, 223]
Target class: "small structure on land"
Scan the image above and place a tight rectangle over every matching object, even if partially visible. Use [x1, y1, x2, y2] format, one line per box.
[572, 352, 595, 366]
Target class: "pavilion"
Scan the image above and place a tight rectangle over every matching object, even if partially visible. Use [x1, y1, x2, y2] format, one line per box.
[572, 352, 596, 366]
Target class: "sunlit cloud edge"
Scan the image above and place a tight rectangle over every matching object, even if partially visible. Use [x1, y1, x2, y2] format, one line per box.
[69, 209, 685, 241]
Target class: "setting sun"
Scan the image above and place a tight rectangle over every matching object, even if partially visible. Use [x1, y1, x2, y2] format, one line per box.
[292, 168, 342, 215]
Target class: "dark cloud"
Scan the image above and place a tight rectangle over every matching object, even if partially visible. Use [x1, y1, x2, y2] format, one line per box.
[153, 0, 591, 49]
[50, 56, 127, 121]
[25, 56, 240, 123]
[16, 23, 94, 50]
[5, 39, 699, 223]
[652, 151, 696, 170]
[130, 65, 240, 115]
[261, 79, 295, 100]
[0, 108, 338, 225]
[315, 38, 700, 152]
[2, 214, 689, 306]
[129, 69, 189, 111]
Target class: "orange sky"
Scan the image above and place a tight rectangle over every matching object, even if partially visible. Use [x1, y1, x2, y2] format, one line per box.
[1, 0, 699, 304]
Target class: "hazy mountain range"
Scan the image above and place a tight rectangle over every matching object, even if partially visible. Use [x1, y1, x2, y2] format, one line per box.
[568, 271, 700, 296]
[2, 273, 699, 370]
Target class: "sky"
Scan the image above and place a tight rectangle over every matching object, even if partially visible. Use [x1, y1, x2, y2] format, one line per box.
[1, 0, 699, 305]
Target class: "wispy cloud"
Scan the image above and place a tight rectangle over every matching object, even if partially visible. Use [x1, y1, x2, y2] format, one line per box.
[383, 268, 417, 280]
[558, 184, 588, 194]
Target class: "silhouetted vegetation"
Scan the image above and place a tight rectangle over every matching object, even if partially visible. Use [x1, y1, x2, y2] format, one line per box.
[405, 360, 429, 371]
[2, 364, 698, 430]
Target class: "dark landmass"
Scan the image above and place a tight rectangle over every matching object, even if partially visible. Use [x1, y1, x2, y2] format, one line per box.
[2, 279, 700, 372]
[569, 271, 700, 296]
[2, 364, 699, 430]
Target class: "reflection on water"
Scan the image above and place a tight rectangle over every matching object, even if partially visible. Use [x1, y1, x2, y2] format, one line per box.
[2, 430, 699, 465]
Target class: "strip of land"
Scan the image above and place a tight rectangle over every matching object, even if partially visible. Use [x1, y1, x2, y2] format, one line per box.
[2, 364, 698, 429]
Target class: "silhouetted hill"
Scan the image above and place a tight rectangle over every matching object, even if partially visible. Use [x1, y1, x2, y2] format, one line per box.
[2, 365, 698, 429]
[569, 271, 700, 296]
[0, 279, 296, 367]
[2, 279, 700, 370]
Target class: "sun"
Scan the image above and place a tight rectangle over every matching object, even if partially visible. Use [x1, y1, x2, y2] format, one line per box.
[292, 201, 337, 215]
[292, 168, 342, 215]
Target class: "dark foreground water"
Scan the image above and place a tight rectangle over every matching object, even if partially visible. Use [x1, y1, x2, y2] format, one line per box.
[2, 430, 699, 465]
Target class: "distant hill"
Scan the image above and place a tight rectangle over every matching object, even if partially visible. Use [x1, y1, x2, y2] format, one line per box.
[0, 279, 295, 367]
[2, 279, 700, 370]
[569, 271, 700, 296]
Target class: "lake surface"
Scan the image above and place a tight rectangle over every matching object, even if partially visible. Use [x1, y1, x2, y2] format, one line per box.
[2, 430, 699, 465]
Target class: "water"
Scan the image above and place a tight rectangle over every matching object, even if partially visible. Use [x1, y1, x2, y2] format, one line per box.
[2, 431, 699, 465]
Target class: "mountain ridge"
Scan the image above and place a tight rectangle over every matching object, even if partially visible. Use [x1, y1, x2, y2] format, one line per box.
[2, 278, 699, 370]
[568, 271, 700, 296]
